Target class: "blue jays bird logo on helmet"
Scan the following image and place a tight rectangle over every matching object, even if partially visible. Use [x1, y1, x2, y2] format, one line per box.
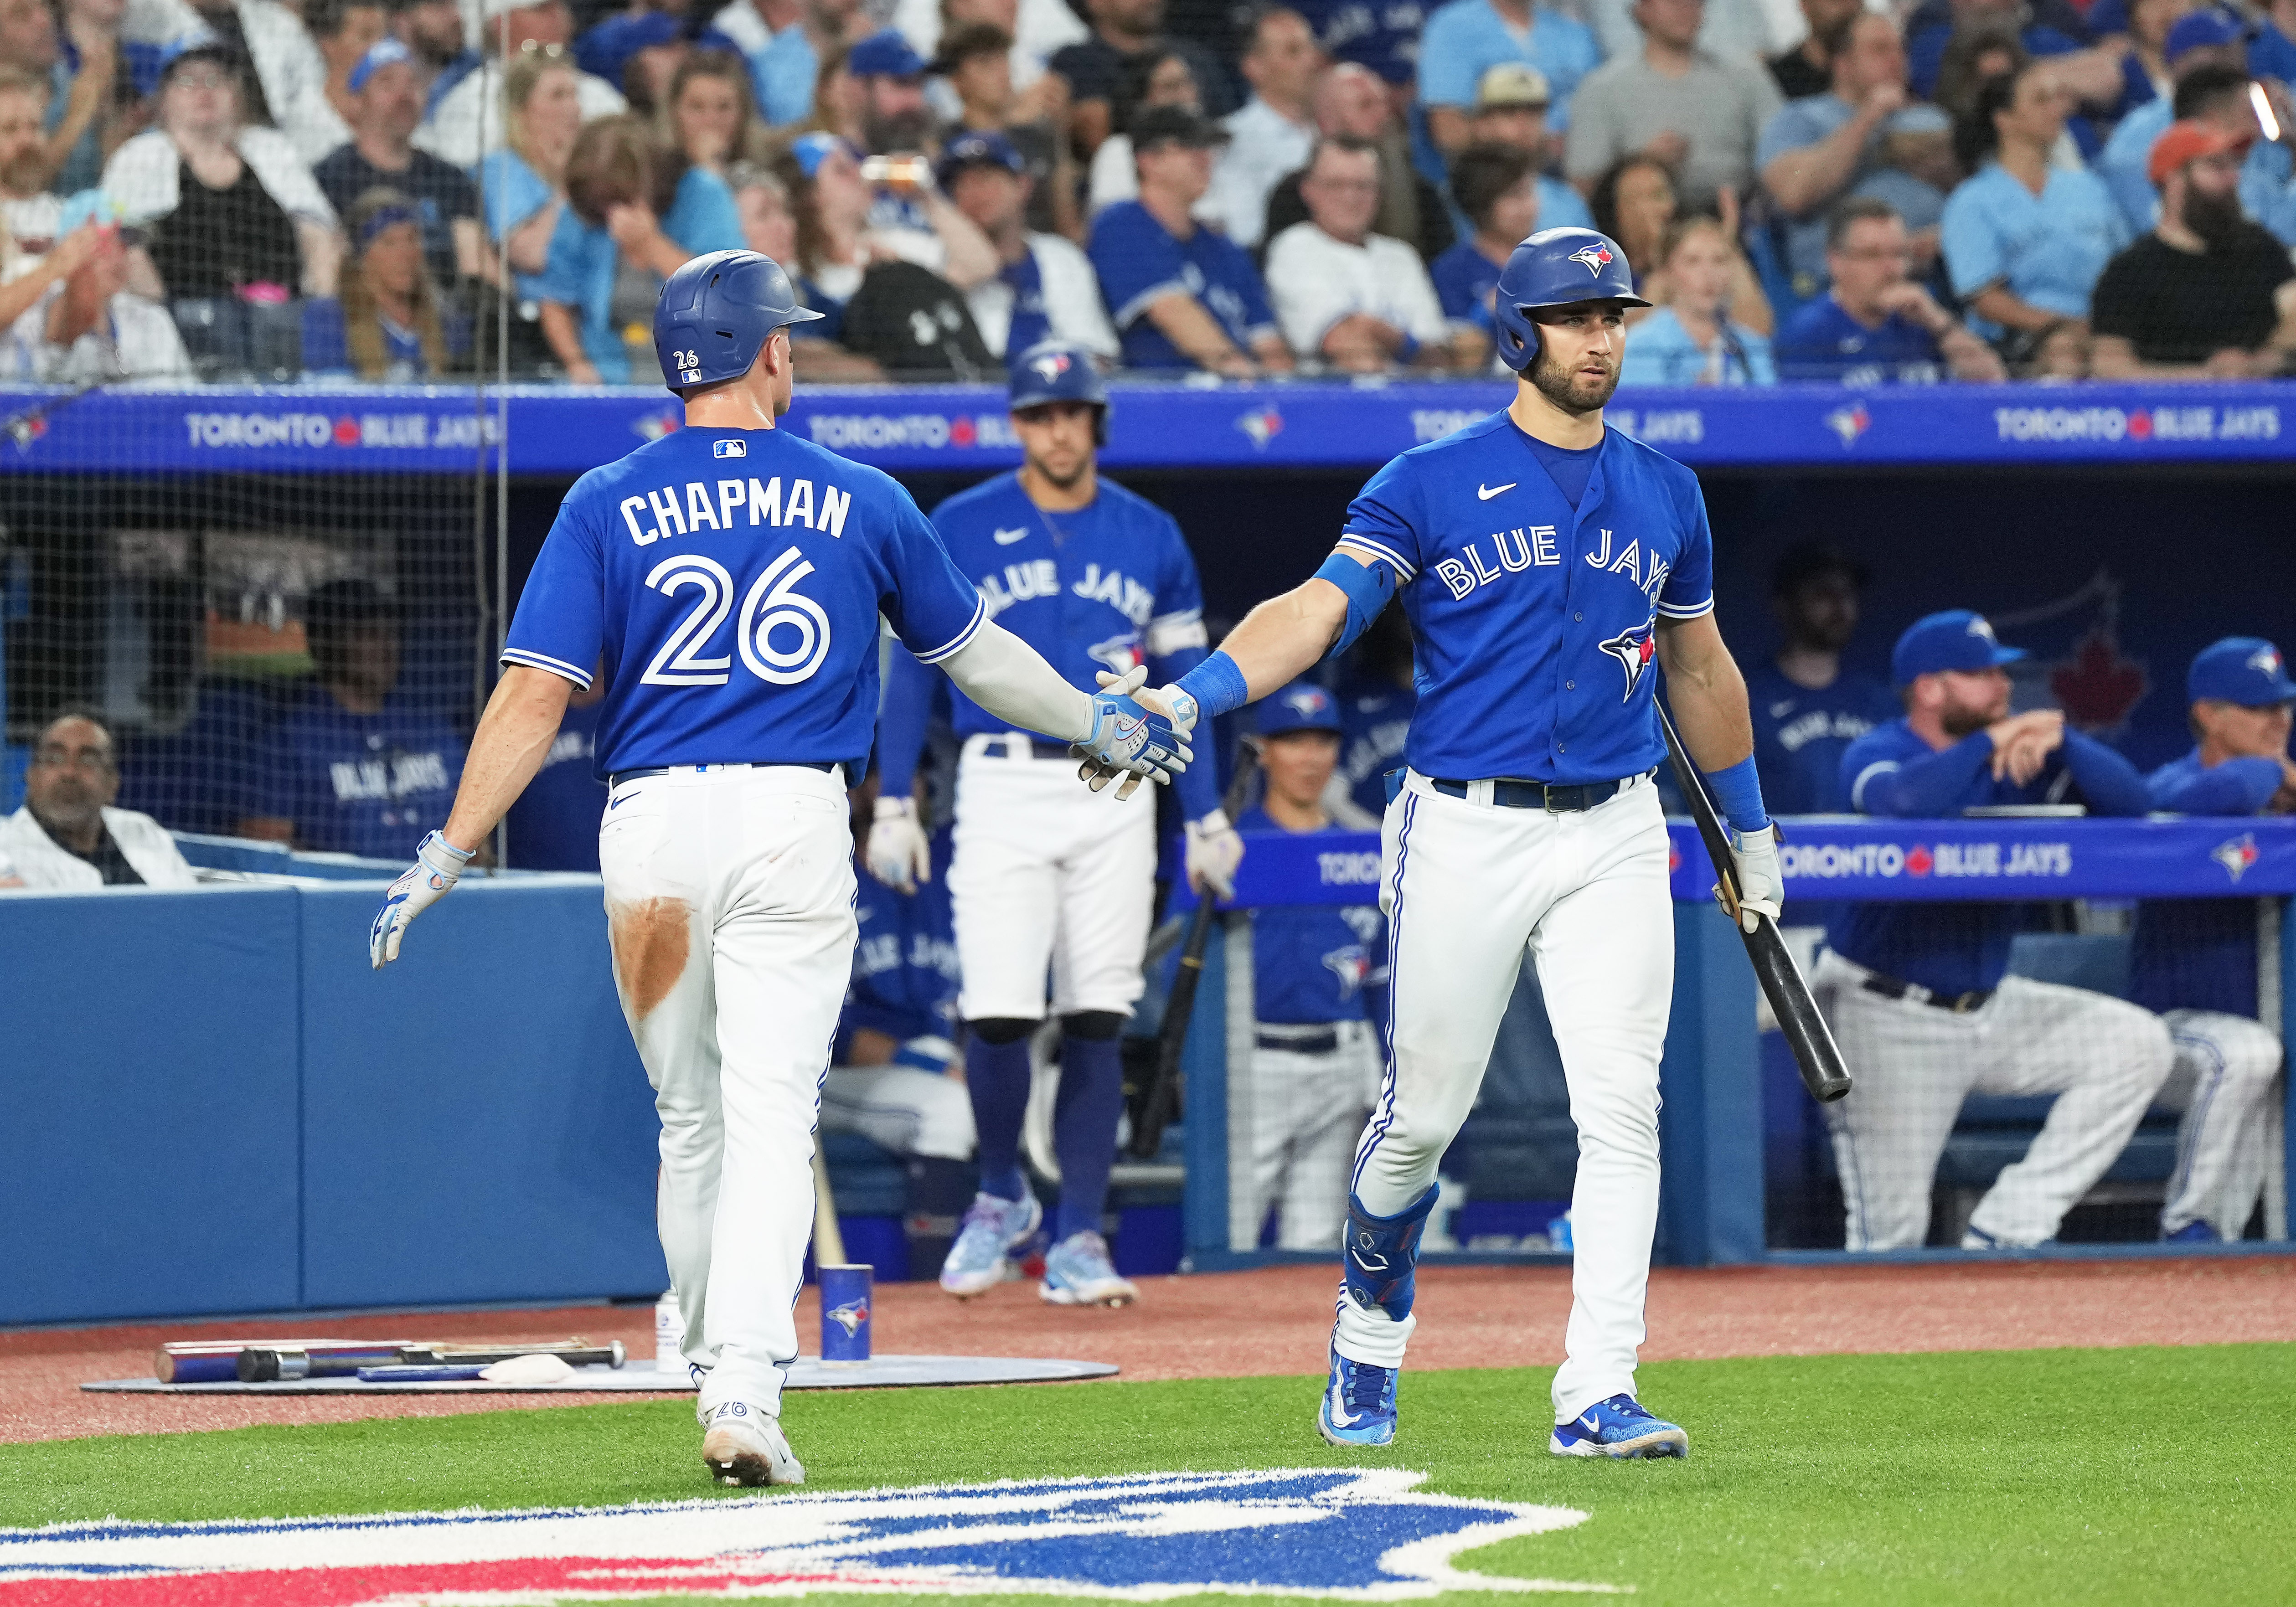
[1490, 227, 1651, 372]
[1030, 349, 1071, 384]
[1568, 241, 1614, 276]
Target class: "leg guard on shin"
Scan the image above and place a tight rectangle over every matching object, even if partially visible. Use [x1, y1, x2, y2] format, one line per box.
[1341, 1184, 1439, 1322]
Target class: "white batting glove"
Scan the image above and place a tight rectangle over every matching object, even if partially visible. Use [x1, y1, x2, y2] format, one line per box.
[1727, 824, 1784, 933]
[369, 829, 474, 969]
[1186, 808, 1244, 900]
[866, 794, 931, 893]
[1072, 667, 1194, 800]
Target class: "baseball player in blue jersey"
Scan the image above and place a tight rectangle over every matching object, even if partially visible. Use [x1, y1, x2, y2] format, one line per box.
[868, 338, 1243, 1308]
[1745, 544, 1898, 816]
[363, 253, 1191, 1488]
[1821, 611, 2172, 1252]
[2132, 637, 2294, 1241]
[1108, 228, 1785, 1460]
[1231, 681, 1384, 1251]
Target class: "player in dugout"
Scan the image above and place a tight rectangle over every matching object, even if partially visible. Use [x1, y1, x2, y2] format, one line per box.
[2129, 637, 2295, 1242]
[1818, 609, 2174, 1251]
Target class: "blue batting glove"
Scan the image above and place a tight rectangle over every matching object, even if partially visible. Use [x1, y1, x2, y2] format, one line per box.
[369, 829, 475, 969]
[1074, 665, 1193, 798]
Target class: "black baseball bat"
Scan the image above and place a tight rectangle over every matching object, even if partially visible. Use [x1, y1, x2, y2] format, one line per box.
[1656, 701, 1852, 1104]
[1130, 741, 1260, 1158]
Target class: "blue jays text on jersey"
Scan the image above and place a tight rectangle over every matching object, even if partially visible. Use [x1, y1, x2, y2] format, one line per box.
[1339, 676, 1417, 819]
[843, 824, 961, 1050]
[257, 687, 464, 858]
[1744, 663, 1900, 814]
[1238, 805, 1385, 1025]
[502, 427, 985, 775]
[1333, 412, 1715, 786]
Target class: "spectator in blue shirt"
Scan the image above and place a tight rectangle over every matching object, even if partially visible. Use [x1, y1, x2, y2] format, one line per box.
[1428, 140, 1538, 336]
[2256, 0, 2296, 83]
[1618, 215, 1775, 384]
[1776, 197, 2003, 380]
[2100, 59, 2296, 246]
[1756, 11, 1919, 299]
[1940, 57, 2131, 345]
[1087, 105, 1291, 373]
[241, 579, 467, 860]
[1418, 0, 1602, 159]
[750, 0, 863, 126]
[478, 52, 579, 314]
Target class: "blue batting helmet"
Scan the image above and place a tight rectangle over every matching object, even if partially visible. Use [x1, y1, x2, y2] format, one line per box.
[1008, 339, 1109, 412]
[653, 249, 823, 394]
[1490, 227, 1650, 373]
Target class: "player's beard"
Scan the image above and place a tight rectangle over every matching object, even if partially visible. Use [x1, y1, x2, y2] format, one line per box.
[1024, 448, 1089, 491]
[1527, 341, 1621, 416]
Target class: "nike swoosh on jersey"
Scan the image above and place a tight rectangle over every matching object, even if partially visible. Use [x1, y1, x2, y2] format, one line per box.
[1476, 482, 1517, 500]
[993, 526, 1030, 545]
[1770, 700, 1797, 718]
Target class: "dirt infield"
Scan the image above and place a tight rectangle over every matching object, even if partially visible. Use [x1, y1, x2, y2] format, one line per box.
[5, 1255, 2292, 1445]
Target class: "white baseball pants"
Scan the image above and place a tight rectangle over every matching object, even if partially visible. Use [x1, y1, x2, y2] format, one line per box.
[945, 734, 1156, 1022]
[1335, 770, 1673, 1423]
[1814, 954, 2175, 1250]
[822, 1063, 978, 1161]
[598, 763, 855, 1423]
[2158, 1010, 2285, 1239]
[1231, 1020, 1380, 1251]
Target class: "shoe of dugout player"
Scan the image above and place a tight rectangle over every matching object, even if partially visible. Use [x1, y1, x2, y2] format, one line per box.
[700, 1401, 805, 1487]
[2163, 1220, 2219, 1244]
[1549, 1394, 1688, 1460]
[939, 1190, 1043, 1298]
[1039, 1230, 1139, 1306]
[1317, 1350, 1398, 1448]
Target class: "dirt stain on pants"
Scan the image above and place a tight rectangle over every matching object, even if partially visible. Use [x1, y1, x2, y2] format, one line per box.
[609, 897, 691, 1019]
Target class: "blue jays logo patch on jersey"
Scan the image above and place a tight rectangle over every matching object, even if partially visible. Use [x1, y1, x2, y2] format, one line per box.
[2, 1470, 1595, 1600]
[713, 438, 747, 458]
[1567, 241, 1614, 276]
[1599, 615, 1658, 700]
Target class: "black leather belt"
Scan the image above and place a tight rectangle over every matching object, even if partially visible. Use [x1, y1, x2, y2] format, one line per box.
[1430, 771, 1648, 811]
[1861, 973, 1994, 1013]
[609, 761, 840, 787]
[1256, 1028, 1341, 1055]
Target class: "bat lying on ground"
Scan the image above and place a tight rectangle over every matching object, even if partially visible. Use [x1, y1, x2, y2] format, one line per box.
[233, 1339, 624, 1382]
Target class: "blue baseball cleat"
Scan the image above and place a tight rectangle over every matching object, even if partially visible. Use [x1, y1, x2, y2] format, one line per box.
[1317, 1350, 1398, 1447]
[939, 1190, 1042, 1298]
[1549, 1394, 1688, 1459]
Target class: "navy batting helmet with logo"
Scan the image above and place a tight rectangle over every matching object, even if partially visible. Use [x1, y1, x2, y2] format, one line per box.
[1008, 338, 1110, 443]
[1490, 226, 1650, 373]
[653, 249, 823, 395]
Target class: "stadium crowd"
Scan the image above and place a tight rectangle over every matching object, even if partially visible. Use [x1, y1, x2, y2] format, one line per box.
[3, 0, 2296, 382]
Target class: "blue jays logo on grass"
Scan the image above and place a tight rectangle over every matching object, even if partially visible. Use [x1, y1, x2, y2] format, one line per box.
[0, 1469, 1605, 1601]
[827, 1298, 870, 1337]
[1599, 615, 1659, 701]
[1567, 242, 1612, 276]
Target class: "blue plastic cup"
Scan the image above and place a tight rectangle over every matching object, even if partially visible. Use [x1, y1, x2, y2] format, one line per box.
[819, 1264, 872, 1363]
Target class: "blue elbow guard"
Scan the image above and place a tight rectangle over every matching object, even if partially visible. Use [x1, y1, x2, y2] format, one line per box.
[1314, 551, 1396, 659]
[1704, 754, 1770, 835]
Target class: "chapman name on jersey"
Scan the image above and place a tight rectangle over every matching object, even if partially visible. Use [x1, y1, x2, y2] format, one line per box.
[503, 427, 985, 775]
[1334, 412, 1714, 785]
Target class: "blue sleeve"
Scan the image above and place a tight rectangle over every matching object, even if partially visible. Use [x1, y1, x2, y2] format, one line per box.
[1940, 181, 2007, 298]
[501, 487, 606, 687]
[533, 213, 602, 306]
[664, 166, 746, 256]
[1414, 4, 1480, 107]
[1846, 731, 1993, 815]
[1225, 243, 1276, 340]
[1754, 103, 1808, 172]
[2148, 756, 2284, 814]
[1742, 329, 1777, 384]
[1335, 453, 1427, 584]
[1656, 477, 1713, 618]
[480, 154, 550, 239]
[2058, 730, 2151, 817]
[1090, 206, 1191, 330]
[881, 492, 987, 664]
[874, 644, 939, 799]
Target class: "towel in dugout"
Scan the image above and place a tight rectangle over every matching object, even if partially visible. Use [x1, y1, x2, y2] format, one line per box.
[233, 1339, 625, 1381]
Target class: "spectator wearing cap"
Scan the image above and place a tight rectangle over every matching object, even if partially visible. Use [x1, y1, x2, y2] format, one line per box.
[749, 0, 861, 126]
[1229, 679, 1384, 1253]
[314, 39, 483, 292]
[844, 28, 938, 154]
[1086, 45, 1228, 216]
[2257, 0, 2296, 84]
[1428, 141, 1538, 338]
[1618, 214, 1775, 383]
[417, 0, 626, 170]
[935, 21, 1080, 241]
[1743, 542, 1895, 817]
[1757, 11, 1923, 299]
[940, 129, 1115, 357]
[103, 34, 343, 376]
[1775, 196, 2002, 380]
[1, 190, 192, 380]
[1418, 0, 1598, 160]
[576, 7, 703, 113]
[2102, 55, 2296, 244]
[1264, 134, 1472, 371]
[1260, 62, 1455, 263]
[297, 0, 387, 164]
[2126, 635, 2296, 1245]
[1088, 105, 1290, 373]
[240, 578, 468, 859]
[1940, 57, 2130, 348]
[1769, 0, 1862, 100]
[0, 712, 200, 891]
[129, 0, 339, 170]
[318, 185, 452, 377]
[1047, 0, 1235, 160]
[1207, 5, 1321, 247]
[2090, 120, 2296, 377]
[1454, 65, 1593, 229]
[1564, 0, 1783, 212]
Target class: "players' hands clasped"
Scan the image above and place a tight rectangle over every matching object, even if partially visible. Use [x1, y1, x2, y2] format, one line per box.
[1985, 709, 2065, 787]
[1072, 666, 1196, 800]
[1185, 808, 1245, 900]
[866, 794, 932, 893]
[1727, 824, 1784, 934]
[367, 829, 475, 968]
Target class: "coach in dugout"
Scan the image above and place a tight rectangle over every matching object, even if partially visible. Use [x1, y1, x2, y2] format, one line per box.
[0, 711, 200, 889]
[1816, 609, 2172, 1252]
[2129, 638, 2296, 1242]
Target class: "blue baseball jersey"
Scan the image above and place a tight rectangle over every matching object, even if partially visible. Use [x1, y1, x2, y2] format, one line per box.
[1089, 201, 1278, 371]
[505, 695, 607, 870]
[257, 687, 464, 859]
[1238, 806, 1383, 1024]
[1335, 412, 1715, 785]
[503, 425, 986, 774]
[1338, 676, 1417, 818]
[2126, 749, 2285, 1018]
[842, 824, 961, 1050]
[1745, 663, 1899, 814]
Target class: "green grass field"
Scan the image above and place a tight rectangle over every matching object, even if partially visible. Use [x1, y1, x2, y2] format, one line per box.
[7, 1344, 2291, 1605]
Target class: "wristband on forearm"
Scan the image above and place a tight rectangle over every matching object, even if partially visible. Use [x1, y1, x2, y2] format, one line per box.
[1173, 650, 1249, 721]
[1703, 754, 1769, 835]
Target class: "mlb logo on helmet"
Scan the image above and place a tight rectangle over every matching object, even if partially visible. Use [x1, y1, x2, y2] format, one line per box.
[1568, 242, 1613, 275]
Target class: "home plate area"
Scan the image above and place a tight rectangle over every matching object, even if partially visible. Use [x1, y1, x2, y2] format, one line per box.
[0, 1469, 1613, 1604]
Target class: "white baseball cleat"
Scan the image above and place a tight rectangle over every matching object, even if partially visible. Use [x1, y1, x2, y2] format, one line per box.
[1039, 1230, 1139, 1307]
[700, 1401, 805, 1487]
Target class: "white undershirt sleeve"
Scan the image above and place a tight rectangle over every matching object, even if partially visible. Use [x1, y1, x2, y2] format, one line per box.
[937, 618, 1097, 743]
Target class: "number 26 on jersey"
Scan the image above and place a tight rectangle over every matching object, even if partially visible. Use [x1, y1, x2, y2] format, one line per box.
[642, 546, 831, 687]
